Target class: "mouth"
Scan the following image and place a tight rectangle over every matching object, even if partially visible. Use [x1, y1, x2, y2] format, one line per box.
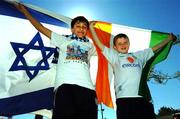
[121, 48, 126, 50]
[78, 32, 84, 34]
[77, 32, 85, 36]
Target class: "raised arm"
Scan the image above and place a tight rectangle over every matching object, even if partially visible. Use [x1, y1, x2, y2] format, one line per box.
[89, 21, 105, 51]
[15, 3, 52, 39]
[152, 33, 177, 52]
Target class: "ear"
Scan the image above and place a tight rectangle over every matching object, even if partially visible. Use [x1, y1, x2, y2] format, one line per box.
[113, 45, 117, 50]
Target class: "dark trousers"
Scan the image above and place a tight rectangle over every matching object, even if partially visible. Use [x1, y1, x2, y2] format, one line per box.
[52, 84, 97, 119]
[116, 97, 156, 119]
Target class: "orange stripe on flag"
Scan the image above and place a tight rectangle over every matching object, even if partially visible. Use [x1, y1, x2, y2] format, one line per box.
[87, 21, 114, 108]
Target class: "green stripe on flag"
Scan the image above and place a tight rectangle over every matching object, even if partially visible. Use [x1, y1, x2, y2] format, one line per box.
[139, 31, 173, 101]
[150, 31, 168, 47]
[150, 31, 173, 66]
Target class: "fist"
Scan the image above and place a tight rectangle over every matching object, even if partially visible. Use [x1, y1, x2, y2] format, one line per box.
[169, 33, 177, 42]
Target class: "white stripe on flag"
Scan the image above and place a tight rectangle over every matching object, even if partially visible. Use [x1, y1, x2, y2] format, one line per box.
[111, 24, 152, 52]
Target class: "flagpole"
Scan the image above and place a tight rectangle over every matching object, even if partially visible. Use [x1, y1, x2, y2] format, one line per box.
[100, 103, 104, 119]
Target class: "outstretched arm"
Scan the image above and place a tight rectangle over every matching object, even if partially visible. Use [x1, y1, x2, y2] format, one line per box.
[152, 33, 177, 52]
[15, 3, 52, 39]
[89, 21, 105, 51]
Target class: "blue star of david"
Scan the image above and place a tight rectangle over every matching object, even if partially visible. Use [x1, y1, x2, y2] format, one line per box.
[9, 32, 55, 81]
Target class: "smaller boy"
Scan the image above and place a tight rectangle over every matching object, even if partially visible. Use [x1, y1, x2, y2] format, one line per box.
[90, 21, 176, 119]
[15, 4, 97, 119]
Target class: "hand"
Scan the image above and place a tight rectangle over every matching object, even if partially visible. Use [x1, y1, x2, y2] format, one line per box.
[89, 21, 97, 28]
[168, 33, 177, 42]
[14, 3, 27, 13]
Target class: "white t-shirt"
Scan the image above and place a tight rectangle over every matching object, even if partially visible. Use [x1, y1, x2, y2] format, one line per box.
[51, 32, 96, 90]
[103, 47, 154, 99]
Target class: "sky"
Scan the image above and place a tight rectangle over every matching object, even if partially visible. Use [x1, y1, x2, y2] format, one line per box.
[1, 0, 180, 119]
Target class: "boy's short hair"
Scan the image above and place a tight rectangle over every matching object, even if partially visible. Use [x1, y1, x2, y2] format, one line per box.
[113, 33, 129, 45]
[71, 16, 89, 29]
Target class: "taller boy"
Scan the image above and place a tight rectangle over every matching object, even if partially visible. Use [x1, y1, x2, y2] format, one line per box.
[15, 4, 97, 119]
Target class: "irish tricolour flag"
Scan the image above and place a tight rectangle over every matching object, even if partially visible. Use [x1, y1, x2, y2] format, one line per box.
[88, 22, 173, 108]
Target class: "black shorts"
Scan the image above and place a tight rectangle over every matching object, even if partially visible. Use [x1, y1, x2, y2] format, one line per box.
[52, 84, 97, 119]
[116, 97, 156, 119]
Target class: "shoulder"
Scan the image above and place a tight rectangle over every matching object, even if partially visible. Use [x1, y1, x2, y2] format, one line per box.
[103, 46, 118, 56]
[133, 48, 153, 54]
[51, 32, 71, 41]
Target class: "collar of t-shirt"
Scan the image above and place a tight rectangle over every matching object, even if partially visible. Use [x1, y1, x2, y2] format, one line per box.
[118, 53, 138, 61]
[63, 34, 89, 42]
[118, 52, 128, 57]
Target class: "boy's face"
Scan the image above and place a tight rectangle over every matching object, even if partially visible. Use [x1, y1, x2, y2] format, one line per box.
[113, 37, 130, 54]
[71, 21, 88, 38]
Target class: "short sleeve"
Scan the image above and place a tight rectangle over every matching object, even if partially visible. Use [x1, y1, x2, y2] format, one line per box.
[135, 48, 154, 64]
[51, 32, 71, 49]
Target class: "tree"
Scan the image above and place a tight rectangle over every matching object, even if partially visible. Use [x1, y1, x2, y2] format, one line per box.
[157, 106, 180, 117]
[148, 36, 180, 84]
[148, 68, 180, 84]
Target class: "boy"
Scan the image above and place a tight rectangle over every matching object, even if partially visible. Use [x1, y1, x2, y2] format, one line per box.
[15, 4, 97, 119]
[90, 22, 176, 119]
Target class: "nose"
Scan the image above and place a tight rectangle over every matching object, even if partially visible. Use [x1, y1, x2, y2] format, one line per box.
[79, 25, 87, 31]
[79, 27, 83, 30]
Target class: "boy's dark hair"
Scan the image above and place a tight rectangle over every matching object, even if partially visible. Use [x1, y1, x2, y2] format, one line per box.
[113, 33, 129, 45]
[71, 16, 89, 29]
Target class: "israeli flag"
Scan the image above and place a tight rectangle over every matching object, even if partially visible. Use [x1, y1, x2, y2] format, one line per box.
[0, 1, 71, 116]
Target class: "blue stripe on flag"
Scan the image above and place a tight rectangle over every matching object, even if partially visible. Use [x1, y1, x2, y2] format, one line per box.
[0, 1, 69, 27]
[0, 87, 54, 116]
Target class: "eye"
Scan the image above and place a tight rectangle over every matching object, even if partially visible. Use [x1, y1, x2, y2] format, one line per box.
[76, 25, 81, 28]
[82, 26, 87, 29]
